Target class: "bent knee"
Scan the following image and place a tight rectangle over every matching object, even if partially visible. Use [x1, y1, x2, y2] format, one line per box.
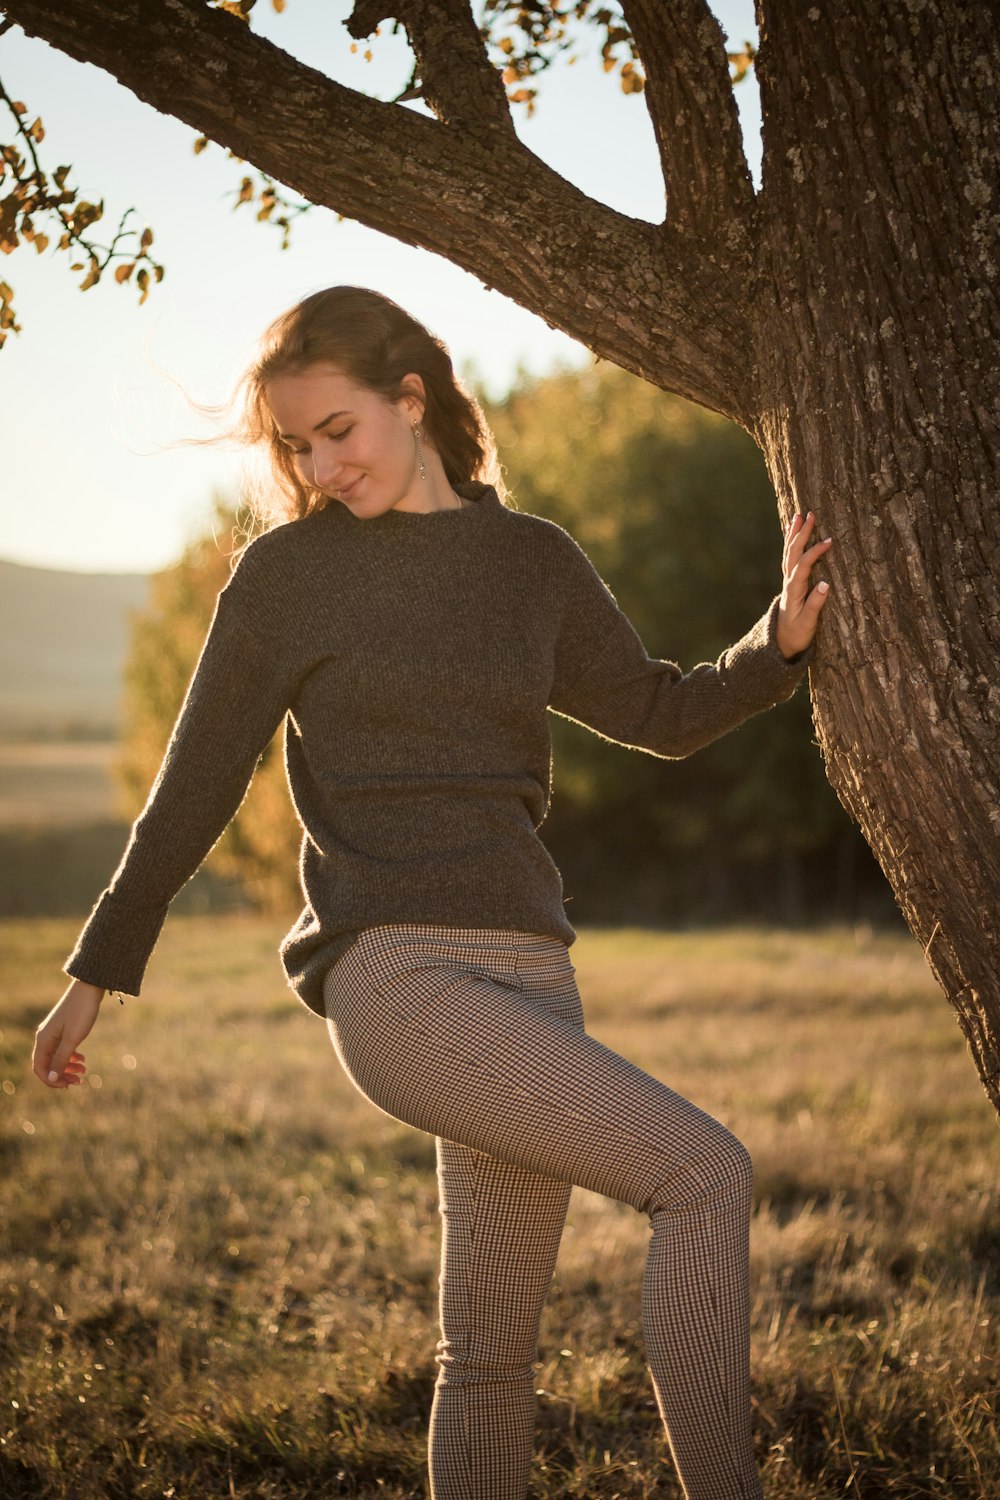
[648, 1123, 754, 1216]
[716, 1128, 753, 1196]
[435, 1347, 535, 1391]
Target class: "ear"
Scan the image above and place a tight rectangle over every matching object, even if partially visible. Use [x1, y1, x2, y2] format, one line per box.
[397, 372, 427, 424]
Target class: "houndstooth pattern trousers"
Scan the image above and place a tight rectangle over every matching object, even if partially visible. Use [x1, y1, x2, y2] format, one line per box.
[323, 924, 763, 1500]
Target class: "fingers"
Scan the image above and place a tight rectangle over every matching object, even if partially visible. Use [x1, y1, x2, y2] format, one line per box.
[788, 539, 833, 593]
[48, 1047, 88, 1088]
[33, 982, 103, 1091]
[54, 1051, 87, 1086]
[804, 579, 831, 614]
[32, 1027, 59, 1086]
[783, 509, 808, 564]
[40, 1058, 87, 1088]
[778, 511, 833, 659]
[784, 511, 833, 596]
[33, 1002, 90, 1086]
[784, 512, 830, 571]
[33, 1020, 88, 1089]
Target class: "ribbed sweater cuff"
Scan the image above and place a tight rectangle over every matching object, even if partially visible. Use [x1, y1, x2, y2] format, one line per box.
[63, 889, 169, 997]
[738, 595, 814, 700]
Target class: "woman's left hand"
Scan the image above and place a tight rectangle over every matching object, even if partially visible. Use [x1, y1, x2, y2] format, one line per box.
[776, 511, 833, 661]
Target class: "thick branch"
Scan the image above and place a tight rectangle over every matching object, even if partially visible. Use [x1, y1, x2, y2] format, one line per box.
[348, 0, 516, 139]
[1, 0, 754, 420]
[621, 0, 754, 249]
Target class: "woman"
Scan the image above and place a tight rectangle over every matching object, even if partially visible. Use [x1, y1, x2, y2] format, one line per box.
[34, 286, 832, 1500]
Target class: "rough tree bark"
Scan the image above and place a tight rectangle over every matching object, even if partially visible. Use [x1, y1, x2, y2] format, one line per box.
[3, 0, 998, 1114]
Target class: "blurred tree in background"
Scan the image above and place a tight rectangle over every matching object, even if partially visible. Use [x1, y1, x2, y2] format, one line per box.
[116, 368, 891, 927]
[116, 493, 300, 918]
[488, 363, 888, 925]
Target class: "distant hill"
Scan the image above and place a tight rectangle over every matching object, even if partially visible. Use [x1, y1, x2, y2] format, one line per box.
[0, 558, 151, 737]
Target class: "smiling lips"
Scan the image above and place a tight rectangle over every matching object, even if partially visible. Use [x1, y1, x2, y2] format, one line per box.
[337, 475, 362, 501]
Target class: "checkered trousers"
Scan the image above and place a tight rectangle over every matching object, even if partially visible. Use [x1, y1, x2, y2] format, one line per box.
[323, 925, 762, 1500]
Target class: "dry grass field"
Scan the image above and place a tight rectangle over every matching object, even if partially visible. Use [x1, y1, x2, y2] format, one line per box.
[1, 917, 996, 1499]
[0, 742, 120, 829]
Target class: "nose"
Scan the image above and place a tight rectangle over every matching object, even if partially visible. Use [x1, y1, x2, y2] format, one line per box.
[309, 448, 343, 493]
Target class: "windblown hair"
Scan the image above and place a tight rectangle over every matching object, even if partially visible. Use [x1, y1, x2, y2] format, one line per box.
[230, 286, 505, 535]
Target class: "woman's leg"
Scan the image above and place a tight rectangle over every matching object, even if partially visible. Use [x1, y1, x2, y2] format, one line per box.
[430, 1140, 571, 1500]
[324, 926, 761, 1500]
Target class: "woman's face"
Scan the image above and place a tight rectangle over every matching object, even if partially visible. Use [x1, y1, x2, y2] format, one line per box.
[265, 362, 425, 517]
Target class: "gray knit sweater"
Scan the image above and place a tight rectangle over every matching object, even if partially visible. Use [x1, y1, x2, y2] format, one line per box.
[65, 481, 811, 1018]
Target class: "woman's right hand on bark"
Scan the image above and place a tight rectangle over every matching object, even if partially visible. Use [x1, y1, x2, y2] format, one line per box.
[33, 979, 105, 1089]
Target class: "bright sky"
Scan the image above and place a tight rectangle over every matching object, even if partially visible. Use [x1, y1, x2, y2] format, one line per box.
[0, 1, 760, 573]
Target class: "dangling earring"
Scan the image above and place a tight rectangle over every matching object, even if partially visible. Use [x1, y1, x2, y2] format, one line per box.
[412, 420, 427, 481]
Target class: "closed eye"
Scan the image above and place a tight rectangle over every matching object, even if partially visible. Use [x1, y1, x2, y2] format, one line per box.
[285, 427, 352, 456]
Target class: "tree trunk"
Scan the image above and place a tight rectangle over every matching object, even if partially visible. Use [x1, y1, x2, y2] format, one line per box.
[4, 0, 999, 1112]
[751, 1, 1000, 1112]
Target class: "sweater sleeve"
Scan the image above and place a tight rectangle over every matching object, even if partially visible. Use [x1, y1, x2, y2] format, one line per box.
[64, 579, 293, 997]
[548, 535, 812, 758]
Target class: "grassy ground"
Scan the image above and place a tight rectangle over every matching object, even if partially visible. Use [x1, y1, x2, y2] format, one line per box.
[0, 741, 120, 828]
[1, 917, 996, 1498]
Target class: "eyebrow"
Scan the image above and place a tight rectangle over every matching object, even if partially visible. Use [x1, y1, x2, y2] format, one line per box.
[278, 409, 351, 440]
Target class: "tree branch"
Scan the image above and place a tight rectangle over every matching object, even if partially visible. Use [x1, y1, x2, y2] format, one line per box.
[348, 0, 516, 140]
[620, 0, 754, 249]
[0, 0, 754, 421]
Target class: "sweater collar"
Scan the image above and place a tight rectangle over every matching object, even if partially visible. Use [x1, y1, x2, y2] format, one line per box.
[328, 480, 502, 535]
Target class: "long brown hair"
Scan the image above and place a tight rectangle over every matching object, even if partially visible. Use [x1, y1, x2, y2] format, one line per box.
[232, 286, 505, 533]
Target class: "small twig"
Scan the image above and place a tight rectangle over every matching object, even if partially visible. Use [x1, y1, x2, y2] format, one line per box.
[0, 71, 164, 334]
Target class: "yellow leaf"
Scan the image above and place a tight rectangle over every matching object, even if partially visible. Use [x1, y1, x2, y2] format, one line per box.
[272, 0, 285, 9]
[115, 262, 135, 283]
[193, 136, 209, 155]
[11, 101, 26, 115]
[0, 281, 12, 300]
[30, 117, 45, 143]
[33, 233, 49, 254]
[140, 227, 153, 250]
